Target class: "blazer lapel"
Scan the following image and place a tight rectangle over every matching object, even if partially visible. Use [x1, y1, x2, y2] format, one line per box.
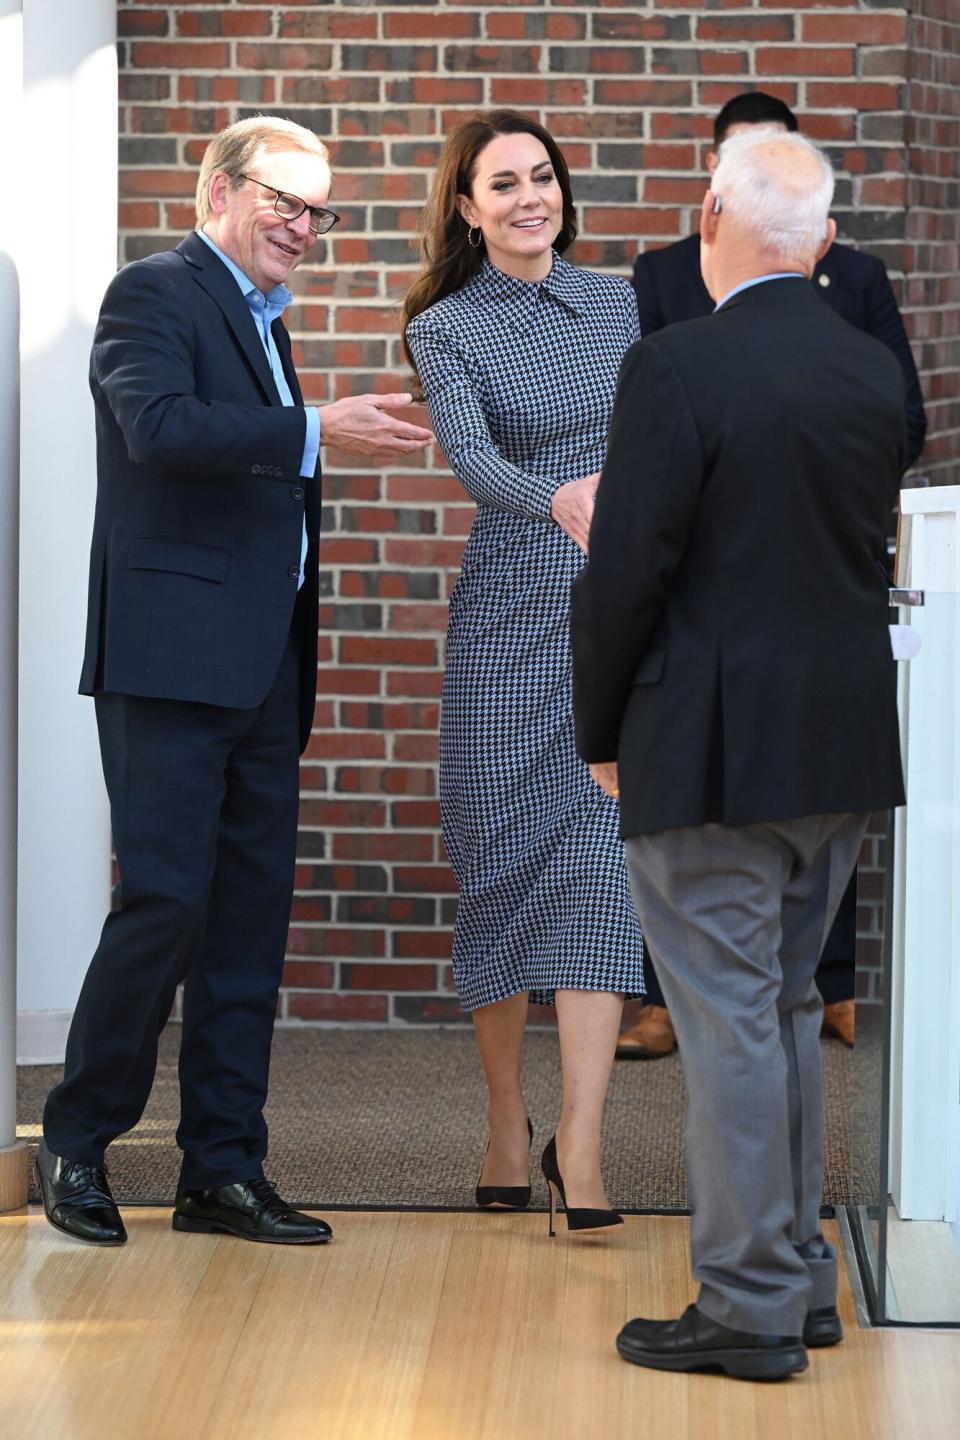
[177, 232, 282, 406]
[272, 315, 322, 531]
[272, 318, 304, 406]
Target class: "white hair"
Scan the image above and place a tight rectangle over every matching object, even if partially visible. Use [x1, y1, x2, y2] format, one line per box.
[711, 128, 835, 265]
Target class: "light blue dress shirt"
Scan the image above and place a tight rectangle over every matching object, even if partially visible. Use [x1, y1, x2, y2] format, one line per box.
[197, 228, 316, 587]
[714, 271, 806, 312]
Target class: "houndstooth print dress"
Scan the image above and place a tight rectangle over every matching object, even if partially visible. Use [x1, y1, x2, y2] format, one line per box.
[406, 256, 645, 1010]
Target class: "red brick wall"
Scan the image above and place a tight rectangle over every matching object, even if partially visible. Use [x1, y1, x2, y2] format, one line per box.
[116, 1, 957, 1025]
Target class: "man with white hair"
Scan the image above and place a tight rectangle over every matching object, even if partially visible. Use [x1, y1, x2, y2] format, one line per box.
[619, 90, 926, 1063]
[572, 129, 906, 1379]
[37, 116, 431, 1248]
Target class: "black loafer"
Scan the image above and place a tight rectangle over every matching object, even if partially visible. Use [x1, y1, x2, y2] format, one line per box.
[803, 1306, 843, 1348]
[617, 1303, 808, 1381]
[172, 1178, 332, 1244]
[35, 1138, 127, 1246]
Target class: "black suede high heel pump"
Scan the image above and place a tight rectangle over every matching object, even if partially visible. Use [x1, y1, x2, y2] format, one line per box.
[476, 1118, 534, 1210]
[540, 1134, 623, 1237]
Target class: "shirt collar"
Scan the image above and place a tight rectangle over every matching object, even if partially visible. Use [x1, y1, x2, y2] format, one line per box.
[714, 272, 806, 312]
[472, 255, 587, 326]
[197, 228, 292, 315]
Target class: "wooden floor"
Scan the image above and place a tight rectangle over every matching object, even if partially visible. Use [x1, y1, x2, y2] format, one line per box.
[886, 1213, 960, 1323]
[1, 1209, 958, 1440]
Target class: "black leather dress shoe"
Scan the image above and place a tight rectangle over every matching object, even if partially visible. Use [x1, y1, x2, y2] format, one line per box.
[617, 1303, 808, 1381]
[172, 1178, 332, 1244]
[803, 1306, 843, 1348]
[35, 1138, 127, 1246]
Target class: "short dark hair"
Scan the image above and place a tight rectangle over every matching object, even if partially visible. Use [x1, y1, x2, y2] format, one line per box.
[713, 92, 799, 149]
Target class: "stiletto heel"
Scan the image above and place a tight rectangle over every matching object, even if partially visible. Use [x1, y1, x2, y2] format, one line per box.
[540, 1135, 623, 1236]
[547, 1179, 558, 1238]
[476, 1117, 534, 1210]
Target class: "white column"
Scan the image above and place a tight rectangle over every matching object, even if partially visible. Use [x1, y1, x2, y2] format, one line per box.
[15, 0, 116, 1064]
[0, 0, 27, 1208]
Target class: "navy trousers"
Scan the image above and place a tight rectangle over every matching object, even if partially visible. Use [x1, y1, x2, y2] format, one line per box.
[44, 629, 301, 1188]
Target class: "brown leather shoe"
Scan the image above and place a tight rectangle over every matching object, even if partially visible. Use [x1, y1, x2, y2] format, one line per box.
[821, 999, 855, 1047]
[616, 1004, 677, 1060]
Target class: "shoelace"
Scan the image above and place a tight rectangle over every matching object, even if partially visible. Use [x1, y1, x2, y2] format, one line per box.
[247, 1177, 291, 1220]
[60, 1160, 113, 1207]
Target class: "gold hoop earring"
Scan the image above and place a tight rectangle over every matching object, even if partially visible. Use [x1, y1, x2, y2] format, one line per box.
[467, 225, 482, 249]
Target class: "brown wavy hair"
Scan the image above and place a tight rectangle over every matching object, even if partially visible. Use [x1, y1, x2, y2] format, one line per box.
[400, 110, 577, 385]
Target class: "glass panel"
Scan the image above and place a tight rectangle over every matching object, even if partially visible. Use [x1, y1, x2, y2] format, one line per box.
[884, 592, 960, 1323]
[849, 591, 960, 1326]
[849, 808, 893, 1320]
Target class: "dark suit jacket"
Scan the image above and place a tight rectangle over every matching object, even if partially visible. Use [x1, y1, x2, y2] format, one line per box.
[571, 278, 907, 837]
[632, 233, 927, 467]
[81, 231, 321, 751]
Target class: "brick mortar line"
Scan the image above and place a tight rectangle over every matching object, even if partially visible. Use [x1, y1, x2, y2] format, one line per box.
[288, 919, 451, 926]
[118, 53, 908, 65]
[272, 1020, 471, 1031]
[126, 4, 906, 9]
[125, 24, 912, 33]
[117, 157, 909, 167]
[118, 94, 911, 104]
[286, 990, 451, 997]
[122, 79, 919, 84]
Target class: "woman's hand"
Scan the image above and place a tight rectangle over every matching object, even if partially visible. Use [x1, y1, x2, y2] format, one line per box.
[589, 761, 619, 800]
[550, 471, 600, 553]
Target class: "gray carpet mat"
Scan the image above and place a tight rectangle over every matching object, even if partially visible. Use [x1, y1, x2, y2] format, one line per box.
[17, 1025, 853, 1211]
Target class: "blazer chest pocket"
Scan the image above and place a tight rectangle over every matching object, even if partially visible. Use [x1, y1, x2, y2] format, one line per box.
[632, 649, 666, 686]
[128, 537, 230, 584]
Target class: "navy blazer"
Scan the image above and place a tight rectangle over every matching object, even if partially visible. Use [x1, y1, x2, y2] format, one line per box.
[81, 231, 322, 751]
[631, 233, 927, 468]
[573, 279, 907, 835]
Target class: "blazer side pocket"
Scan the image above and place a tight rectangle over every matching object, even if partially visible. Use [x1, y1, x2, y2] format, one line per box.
[128, 537, 230, 584]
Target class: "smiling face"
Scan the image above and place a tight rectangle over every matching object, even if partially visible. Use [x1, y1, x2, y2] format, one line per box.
[204, 145, 332, 293]
[457, 130, 564, 282]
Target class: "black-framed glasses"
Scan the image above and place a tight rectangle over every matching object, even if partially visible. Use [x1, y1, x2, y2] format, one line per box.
[239, 173, 340, 236]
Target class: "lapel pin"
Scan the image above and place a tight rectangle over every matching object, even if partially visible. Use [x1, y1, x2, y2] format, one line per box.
[818, 273, 831, 288]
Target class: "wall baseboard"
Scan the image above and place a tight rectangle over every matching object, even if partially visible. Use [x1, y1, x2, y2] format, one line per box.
[16, 1010, 72, 1066]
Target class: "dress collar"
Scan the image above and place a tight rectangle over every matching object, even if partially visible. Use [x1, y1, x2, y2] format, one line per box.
[472, 255, 587, 325]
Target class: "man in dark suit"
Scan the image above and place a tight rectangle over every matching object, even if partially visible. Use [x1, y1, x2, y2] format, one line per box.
[37, 117, 431, 1247]
[573, 130, 905, 1377]
[619, 90, 924, 1061]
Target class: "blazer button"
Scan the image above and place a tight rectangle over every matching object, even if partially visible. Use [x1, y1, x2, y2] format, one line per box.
[291, 486, 304, 502]
[288, 565, 300, 580]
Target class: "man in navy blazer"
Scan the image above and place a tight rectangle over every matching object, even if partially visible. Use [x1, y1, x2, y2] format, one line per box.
[632, 93, 927, 468]
[620, 92, 926, 1062]
[37, 117, 431, 1247]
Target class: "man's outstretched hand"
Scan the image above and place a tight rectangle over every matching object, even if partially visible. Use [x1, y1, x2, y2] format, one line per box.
[319, 393, 433, 456]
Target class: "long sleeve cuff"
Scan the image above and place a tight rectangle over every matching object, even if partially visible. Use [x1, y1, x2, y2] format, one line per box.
[301, 406, 320, 477]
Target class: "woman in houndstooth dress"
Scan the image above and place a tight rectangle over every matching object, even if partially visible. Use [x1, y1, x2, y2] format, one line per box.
[403, 111, 644, 1226]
